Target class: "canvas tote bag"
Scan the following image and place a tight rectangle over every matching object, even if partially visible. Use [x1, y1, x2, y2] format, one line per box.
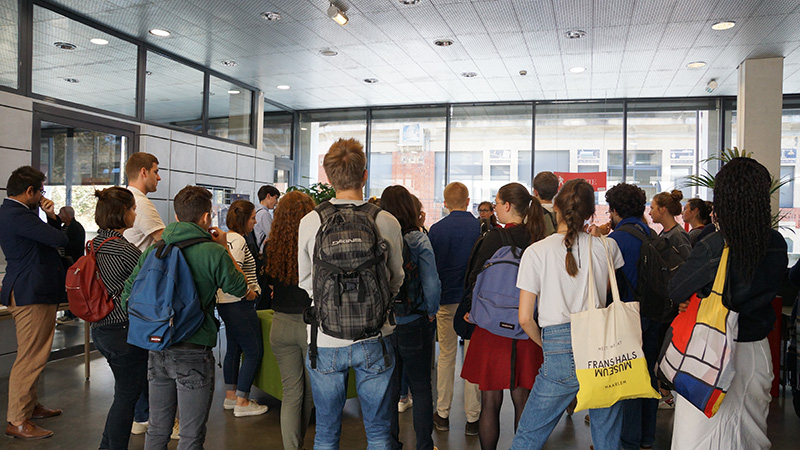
[571, 236, 661, 412]
[657, 246, 736, 418]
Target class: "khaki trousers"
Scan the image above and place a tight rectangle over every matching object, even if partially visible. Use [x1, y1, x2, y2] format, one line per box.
[436, 303, 481, 422]
[6, 292, 58, 423]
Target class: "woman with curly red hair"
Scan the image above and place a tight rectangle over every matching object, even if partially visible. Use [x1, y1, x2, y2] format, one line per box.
[265, 190, 317, 450]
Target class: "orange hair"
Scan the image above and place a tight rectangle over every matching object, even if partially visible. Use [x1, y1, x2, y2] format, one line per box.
[264, 190, 316, 285]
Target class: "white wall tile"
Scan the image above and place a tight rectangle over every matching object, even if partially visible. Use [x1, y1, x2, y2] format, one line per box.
[140, 124, 171, 139]
[0, 91, 32, 111]
[237, 154, 255, 180]
[151, 169, 170, 201]
[0, 149, 33, 186]
[169, 170, 196, 199]
[0, 106, 33, 151]
[167, 201, 176, 225]
[196, 174, 235, 188]
[197, 136, 236, 153]
[235, 180, 255, 200]
[140, 136, 171, 170]
[255, 158, 273, 184]
[170, 130, 197, 145]
[196, 148, 237, 178]
[170, 141, 197, 172]
[151, 199, 169, 226]
[237, 145, 256, 157]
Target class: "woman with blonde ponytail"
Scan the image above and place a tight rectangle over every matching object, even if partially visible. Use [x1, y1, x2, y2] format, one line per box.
[460, 182, 545, 450]
[511, 179, 626, 450]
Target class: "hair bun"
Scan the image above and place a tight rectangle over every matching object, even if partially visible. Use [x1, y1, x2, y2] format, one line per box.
[94, 189, 104, 199]
[670, 189, 683, 201]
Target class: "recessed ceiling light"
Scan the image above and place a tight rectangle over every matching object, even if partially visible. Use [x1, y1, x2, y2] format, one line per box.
[461, 72, 477, 78]
[90, 38, 109, 45]
[711, 21, 736, 31]
[276, 85, 291, 90]
[54, 42, 76, 50]
[221, 60, 238, 67]
[64, 78, 79, 83]
[145, 70, 153, 76]
[569, 66, 586, 73]
[399, 0, 421, 5]
[261, 11, 282, 21]
[227, 90, 241, 94]
[434, 38, 454, 47]
[363, 78, 379, 84]
[687, 61, 706, 68]
[565, 29, 587, 39]
[319, 49, 338, 57]
[149, 29, 170, 37]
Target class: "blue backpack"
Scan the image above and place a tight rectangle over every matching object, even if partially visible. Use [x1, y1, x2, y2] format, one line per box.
[127, 238, 210, 350]
[470, 230, 527, 339]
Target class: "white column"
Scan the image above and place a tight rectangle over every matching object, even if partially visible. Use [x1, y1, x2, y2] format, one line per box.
[737, 57, 783, 211]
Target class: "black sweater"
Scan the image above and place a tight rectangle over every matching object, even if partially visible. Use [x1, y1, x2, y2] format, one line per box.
[668, 230, 787, 342]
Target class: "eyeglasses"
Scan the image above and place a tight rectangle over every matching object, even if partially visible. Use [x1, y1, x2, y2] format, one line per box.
[38, 188, 46, 195]
[478, 209, 492, 213]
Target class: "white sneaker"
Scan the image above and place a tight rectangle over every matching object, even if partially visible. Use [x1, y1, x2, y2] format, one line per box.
[234, 400, 268, 417]
[658, 396, 675, 409]
[398, 397, 413, 413]
[170, 418, 179, 440]
[131, 421, 148, 435]
[223, 398, 237, 410]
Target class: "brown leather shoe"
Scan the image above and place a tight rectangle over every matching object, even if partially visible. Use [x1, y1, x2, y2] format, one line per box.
[5, 420, 53, 439]
[31, 404, 62, 419]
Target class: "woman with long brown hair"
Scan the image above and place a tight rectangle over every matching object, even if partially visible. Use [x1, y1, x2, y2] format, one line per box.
[265, 190, 316, 450]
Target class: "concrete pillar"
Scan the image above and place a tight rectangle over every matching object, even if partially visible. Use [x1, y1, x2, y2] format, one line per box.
[737, 57, 783, 211]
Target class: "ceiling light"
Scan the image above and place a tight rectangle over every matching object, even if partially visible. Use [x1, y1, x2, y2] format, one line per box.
[319, 49, 338, 57]
[90, 38, 108, 45]
[301, 127, 308, 131]
[687, 61, 706, 68]
[64, 78, 79, 83]
[327, 3, 348, 26]
[565, 29, 586, 39]
[569, 66, 586, 73]
[711, 21, 736, 31]
[363, 78, 379, 84]
[227, 90, 241, 94]
[54, 42, 76, 50]
[519, 70, 527, 76]
[461, 72, 477, 78]
[221, 60, 238, 67]
[145, 70, 153, 76]
[261, 11, 282, 21]
[399, 0, 421, 4]
[434, 38, 454, 47]
[276, 85, 291, 90]
[148, 29, 170, 37]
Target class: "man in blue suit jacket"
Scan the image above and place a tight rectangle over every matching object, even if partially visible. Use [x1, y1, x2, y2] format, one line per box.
[0, 166, 67, 440]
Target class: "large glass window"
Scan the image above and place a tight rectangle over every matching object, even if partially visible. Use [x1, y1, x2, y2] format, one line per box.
[369, 107, 447, 226]
[0, 0, 17, 89]
[32, 6, 137, 115]
[208, 76, 252, 144]
[450, 105, 532, 215]
[145, 51, 204, 131]
[298, 110, 367, 189]
[780, 103, 800, 264]
[263, 111, 292, 160]
[39, 121, 129, 240]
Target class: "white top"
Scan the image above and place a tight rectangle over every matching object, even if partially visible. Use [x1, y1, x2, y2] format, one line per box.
[216, 231, 260, 304]
[123, 186, 165, 251]
[517, 232, 624, 328]
[298, 199, 405, 348]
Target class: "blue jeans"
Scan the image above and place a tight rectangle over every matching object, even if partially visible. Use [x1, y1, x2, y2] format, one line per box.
[390, 317, 435, 450]
[621, 317, 659, 450]
[92, 323, 148, 450]
[511, 323, 622, 450]
[217, 300, 263, 398]
[144, 347, 215, 450]
[306, 336, 396, 450]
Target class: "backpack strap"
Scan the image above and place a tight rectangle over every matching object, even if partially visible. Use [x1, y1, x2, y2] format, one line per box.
[496, 227, 523, 259]
[617, 222, 648, 243]
[89, 236, 121, 255]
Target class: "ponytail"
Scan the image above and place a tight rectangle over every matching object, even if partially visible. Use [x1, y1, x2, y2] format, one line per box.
[553, 179, 596, 277]
[525, 196, 546, 245]
[497, 183, 546, 245]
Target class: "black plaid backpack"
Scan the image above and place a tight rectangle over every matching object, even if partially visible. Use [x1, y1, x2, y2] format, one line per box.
[306, 201, 393, 368]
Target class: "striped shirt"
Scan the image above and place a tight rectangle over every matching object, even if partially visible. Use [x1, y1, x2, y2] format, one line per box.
[216, 231, 260, 303]
[92, 229, 142, 328]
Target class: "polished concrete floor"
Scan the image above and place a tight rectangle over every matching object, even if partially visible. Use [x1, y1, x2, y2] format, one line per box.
[1, 321, 799, 449]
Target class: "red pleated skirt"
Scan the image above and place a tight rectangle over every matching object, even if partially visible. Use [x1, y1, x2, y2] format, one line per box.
[460, 326, 543, 391]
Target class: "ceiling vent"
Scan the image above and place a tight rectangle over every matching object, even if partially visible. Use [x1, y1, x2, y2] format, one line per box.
[564, 29, 586, 39]
[54, 42, 76, 50]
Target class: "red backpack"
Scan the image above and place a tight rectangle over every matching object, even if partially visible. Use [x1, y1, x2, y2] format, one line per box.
[65, 237, 120, 322]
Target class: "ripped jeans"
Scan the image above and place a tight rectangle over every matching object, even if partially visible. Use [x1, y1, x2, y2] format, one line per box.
[144, 347, 215, 450]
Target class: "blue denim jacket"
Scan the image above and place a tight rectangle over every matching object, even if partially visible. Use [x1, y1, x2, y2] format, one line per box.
[396, 230, 441, 325]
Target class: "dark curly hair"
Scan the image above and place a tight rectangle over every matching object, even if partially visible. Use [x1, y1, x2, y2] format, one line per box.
[264, 190, 316, 285]
[554, 179, 595, 276]
[605, 183, 646, 219]
[714, 157, 771, 283]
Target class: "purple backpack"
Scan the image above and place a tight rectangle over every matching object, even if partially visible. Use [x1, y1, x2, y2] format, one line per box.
[470, 230, 527, 339]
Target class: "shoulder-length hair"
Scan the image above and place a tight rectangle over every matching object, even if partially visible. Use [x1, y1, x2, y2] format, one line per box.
[264, 190, 316, 285]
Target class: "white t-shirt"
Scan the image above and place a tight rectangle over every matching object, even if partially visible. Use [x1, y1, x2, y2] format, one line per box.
[216, 231, 260, 304]
[517, 232, 624, 328]
[123, 186, 165, 251]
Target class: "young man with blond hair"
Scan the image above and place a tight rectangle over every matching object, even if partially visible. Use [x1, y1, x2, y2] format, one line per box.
[298, 138, 404, 449]
[427, 181, 482, 435]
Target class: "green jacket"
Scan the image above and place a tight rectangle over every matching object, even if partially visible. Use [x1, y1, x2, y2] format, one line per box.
[122, 221, 248, 347]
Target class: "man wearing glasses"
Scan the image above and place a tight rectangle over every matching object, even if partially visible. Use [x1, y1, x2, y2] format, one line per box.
[0, 166, 67, 439]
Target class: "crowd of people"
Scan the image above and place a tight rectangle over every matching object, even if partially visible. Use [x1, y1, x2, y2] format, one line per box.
[0, 136, 795, 450]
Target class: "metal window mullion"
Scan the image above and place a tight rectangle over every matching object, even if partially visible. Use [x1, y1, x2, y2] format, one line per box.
[622, 99, 628, 183]
[444, 104, 451, 187]
[695, 109, 701, 198]
[364, 108, 372, 197]
[136, 45, 146, 120]
[530, 101, 536, 181]
[19, 0, 32, 95]
[202, 73, 209, 135]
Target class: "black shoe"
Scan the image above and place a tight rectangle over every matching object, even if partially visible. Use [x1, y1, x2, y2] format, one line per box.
[433, 413, 449, 431]
[465, 420, 479, 436]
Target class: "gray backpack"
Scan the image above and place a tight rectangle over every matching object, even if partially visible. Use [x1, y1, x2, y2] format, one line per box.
[307, 201, 392, 367]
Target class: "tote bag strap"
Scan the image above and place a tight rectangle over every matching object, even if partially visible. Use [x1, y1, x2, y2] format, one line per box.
[587, 234, 597, 310]
[600, 236, 622, 305]
[709, 245, 729, 299]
